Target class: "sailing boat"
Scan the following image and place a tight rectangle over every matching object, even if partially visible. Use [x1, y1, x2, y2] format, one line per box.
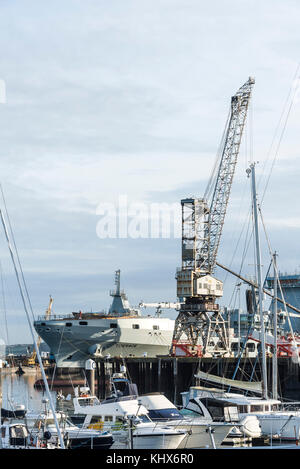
[0, 203, 66, 449]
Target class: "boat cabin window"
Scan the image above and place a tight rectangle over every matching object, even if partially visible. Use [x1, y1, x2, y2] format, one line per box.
[41, 322, 46, 326]
[110, 323, 117, 328]
[9, 425, 28, 446]
[231, 342, 239, 351]
[79, 321, 88, 326]
[238, 405, 249, 413]
[153, 325, 159, 330]
[132, 324, 140, 329]
[1, 426, 6, 438]
[224, 406, 240, 422]
[104, 416, 113, 422]
[250, 405, 263, 412]
[90, 416, 104, 424]
[206, 404, 224, 420]
[246, 343, 255, 352]
[66, 323, 72, 327]
[78, 397, 99, 406]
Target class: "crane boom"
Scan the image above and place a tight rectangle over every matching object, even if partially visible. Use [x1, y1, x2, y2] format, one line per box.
[200, 77, 255, 274]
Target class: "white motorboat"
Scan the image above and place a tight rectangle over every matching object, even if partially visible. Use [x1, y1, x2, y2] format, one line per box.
[246, 403, 300, 442]
[72, 391, 187, 449]
[0, 420, 56, 449]
[181, 386, 263, 439]
[138, 392, 236, 448]
[25, 408, 114, 449]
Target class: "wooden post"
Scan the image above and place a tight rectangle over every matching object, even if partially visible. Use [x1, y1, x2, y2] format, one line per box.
[173, 357, 178, 405]
[158, 358, 161, 392]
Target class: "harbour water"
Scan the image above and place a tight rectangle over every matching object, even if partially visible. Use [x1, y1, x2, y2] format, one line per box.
[0, 371, 57, 413]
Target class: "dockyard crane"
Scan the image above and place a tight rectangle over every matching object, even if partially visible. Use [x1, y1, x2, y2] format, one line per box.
[25, 296, 53, 366]
[139, 301, 180, 316]
[173, 77, 255, 355]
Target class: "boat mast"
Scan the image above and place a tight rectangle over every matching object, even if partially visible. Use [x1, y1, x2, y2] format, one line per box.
[247, 163, 268, 400]
[0, 209, 65, 449]
[272, 252, 278, 400]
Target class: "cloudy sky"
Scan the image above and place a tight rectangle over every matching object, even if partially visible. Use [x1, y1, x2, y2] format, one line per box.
[0, 0, 300, 344]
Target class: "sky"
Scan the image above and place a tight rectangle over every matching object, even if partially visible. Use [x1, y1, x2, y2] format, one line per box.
[0, 0, 300, 343]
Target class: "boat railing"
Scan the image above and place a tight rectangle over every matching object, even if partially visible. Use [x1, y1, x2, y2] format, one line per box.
[37, 314, 75, 321]
[281, 401, 300, 411]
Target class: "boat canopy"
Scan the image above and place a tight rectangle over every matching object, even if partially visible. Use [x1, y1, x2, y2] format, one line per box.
[195, 370, 263, 394]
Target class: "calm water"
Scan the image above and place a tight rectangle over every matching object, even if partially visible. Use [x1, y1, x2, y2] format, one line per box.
[0, 371, 60, 413]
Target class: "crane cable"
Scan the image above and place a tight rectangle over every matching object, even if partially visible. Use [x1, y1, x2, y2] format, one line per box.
[204, 108, 231, 203]
[259, 62, 300, 205]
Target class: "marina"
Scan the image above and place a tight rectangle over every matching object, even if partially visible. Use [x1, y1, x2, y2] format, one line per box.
[2, 77, 300, 451]
[1, 1, 300, 457]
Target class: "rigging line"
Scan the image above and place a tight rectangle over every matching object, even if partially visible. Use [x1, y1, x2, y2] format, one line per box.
[0, 208, 65, 448]
[204, 108, 231, 202]
[222, 179, 251, 281]
[258, 204, 300, 365]
[260, 63, 300, 205]
[223, 202, 252, 291]
[0, 260, 9, 348]
[50, 325, 66, 391]
[228, 312, 256, 390]
[0, 184, 35, 321]
[257, 63, 300, 192]
[227, 207, 254, 306]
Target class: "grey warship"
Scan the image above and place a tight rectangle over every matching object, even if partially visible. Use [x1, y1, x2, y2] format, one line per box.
[34, 270, 175, 368]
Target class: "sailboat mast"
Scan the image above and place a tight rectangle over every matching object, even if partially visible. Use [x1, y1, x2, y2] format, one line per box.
[0, 209, 65, 449]
[248, 163, 268, 400]
[272, 252, 278, 399]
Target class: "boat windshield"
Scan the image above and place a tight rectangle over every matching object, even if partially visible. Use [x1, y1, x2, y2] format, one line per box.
[148, 408, 183, 421]
[180, 408, 204, 418]
[133, 414, 151, 424]
[78, 397, 100, 407]
[10, 425, 28, 438]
